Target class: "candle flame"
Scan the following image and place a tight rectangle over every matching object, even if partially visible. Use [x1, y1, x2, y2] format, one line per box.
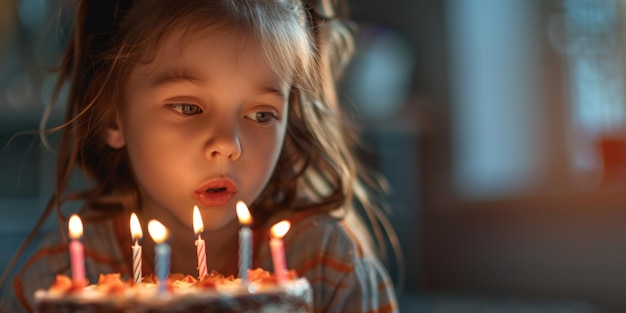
[270, 220, 290, 239]
[236, 201, 252, 225]
[148, 219, 169, 244]
[193, 205, 204, 234]
[130, 213, 143, 240]
[68, 214, 83, 240]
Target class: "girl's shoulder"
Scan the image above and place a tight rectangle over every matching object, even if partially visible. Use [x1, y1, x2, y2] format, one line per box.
[18, 211, 126, 277]
[284, 210, 377, 261]
[2, 228, 68, 312]
[279, 210, 399, 312]
[2, 212, 128, 312]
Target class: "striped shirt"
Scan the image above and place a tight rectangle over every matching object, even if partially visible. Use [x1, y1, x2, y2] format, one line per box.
[0, 210, 398, 313]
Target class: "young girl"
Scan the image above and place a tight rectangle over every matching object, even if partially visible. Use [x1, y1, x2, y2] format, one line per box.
[0, 0, 399, 312]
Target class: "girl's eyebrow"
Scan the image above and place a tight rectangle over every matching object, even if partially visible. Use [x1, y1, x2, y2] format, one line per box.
[147, 67, 290, 100]
[148, 68, 204, 88]
[261, 85, 289, 101]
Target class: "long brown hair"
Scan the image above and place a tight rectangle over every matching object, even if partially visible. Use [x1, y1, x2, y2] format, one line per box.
[1, 0, 402, 289]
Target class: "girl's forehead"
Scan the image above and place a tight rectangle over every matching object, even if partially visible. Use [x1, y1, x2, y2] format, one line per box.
[150, 25, 245, 59]
[129, 25, 292, 94]
[135, 25, 295, 85]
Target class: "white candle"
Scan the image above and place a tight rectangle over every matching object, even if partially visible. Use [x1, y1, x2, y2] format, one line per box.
[269, 220, 291, 283]
[193, 206, 208, 279]
[148, 220, 170, 295]
[68, 214, 86, 287]
[130, 213, 143, 283]
[236, 201, 253, 284]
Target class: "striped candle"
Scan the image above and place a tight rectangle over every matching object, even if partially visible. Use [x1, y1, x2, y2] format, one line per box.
[193, 206, 208, 278]
[196, 236, 207, 278]
[130, 213, 143, 283]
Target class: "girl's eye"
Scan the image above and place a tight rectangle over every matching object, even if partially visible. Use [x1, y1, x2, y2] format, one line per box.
[244, 111, 279, 124]
[168, 103, 203, 115]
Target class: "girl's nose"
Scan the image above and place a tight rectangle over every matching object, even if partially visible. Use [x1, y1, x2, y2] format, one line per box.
[205, 126, 242, 161]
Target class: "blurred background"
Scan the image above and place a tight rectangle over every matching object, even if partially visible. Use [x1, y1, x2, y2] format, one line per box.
[3, 0, 626, 312]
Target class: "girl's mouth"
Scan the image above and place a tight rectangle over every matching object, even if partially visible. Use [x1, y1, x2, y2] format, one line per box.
[192, 179, 238, 207]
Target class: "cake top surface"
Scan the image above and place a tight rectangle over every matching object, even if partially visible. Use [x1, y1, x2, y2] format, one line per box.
[35, 268, 310, 304]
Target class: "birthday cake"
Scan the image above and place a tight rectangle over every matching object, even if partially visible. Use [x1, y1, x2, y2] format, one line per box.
[34, 268, 313, 313]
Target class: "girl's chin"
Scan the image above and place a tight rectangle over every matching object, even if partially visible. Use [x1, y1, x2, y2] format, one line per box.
[200, 210, 238, 230]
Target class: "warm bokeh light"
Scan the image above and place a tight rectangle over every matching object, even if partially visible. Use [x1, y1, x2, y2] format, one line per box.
[236, 201, 252, 226]
[148, 220, 169, 244]
[193, 205, 204, 235]
[130, 213, 142, 241]
[270, 220, 290, 239]
[68, 214, 83, 240]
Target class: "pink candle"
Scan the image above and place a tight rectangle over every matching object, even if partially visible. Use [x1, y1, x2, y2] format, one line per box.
[193, 206, 208, 278]
[236, 201, 253, 284]
[68, 214, 86, 286]
[130, 213, 143, 283]
[269, 220, 291, 283]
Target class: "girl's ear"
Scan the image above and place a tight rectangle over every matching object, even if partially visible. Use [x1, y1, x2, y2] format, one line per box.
[105, 124, 126, 149]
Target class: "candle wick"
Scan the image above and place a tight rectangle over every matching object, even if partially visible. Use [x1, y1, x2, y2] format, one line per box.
[197, 233, 202, 241]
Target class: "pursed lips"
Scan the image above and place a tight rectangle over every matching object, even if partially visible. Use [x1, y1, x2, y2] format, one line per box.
[192, 178, 238, 207]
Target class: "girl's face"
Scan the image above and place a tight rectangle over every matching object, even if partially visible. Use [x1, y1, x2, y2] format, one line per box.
[106, 27, 290, 230]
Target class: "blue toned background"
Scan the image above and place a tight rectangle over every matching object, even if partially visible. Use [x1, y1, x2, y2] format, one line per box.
[4, 0, 626, 312]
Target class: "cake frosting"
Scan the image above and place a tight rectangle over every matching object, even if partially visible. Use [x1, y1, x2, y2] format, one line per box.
[35, 268, 312, 313]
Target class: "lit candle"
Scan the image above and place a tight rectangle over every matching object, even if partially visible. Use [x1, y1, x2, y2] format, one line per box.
[130, 213, 143, 283]
[269, 220, 291, 283]
[193, 205, 208, 279]
[68, 214, 86, 287]
[236, 201, 253, 284]
[148, 219, 170, 294]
